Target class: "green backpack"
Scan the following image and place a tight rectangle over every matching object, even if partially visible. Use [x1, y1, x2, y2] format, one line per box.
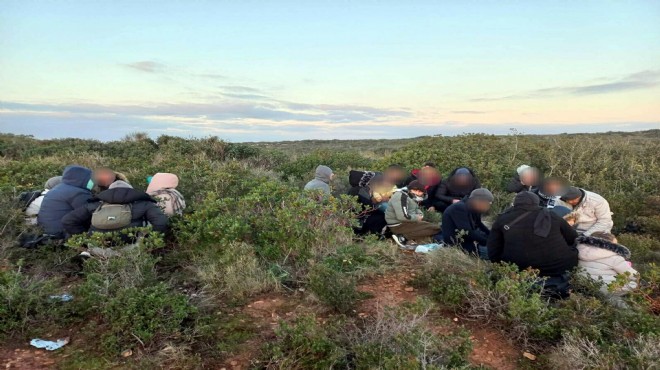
[91, 202, 133, 230]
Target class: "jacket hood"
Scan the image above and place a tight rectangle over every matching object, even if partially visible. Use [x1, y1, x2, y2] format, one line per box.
[576, 236, 631, 259]
[512, 191, 552, 237]
[513, 191, 542, 210]
[45, 176, 63, 190]
[62, 166, 93, 189]
[147, 173, 179, 193]
[95, 188, 155, 204]
[314, 165, 333, 183]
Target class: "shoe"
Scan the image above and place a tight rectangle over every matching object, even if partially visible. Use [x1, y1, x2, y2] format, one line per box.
[391, 234, 408, 248]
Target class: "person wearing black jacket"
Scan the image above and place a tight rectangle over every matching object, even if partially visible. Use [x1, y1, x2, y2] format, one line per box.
[434, 167, 481, 212]
[505, 165, 541, 193]
[487, 192, 578, 277]
[441, 188, 493, 258]
[62, 181, 169, 236]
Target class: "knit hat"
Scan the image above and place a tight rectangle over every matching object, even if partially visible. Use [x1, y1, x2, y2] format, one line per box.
[455, 167, 471, 176]
[551, 206, 572, 218]
[407, 180, 426, 193]
[44, 176, 63, 190]
[516, 165, 532, 175]
[109, 180, 133, 189]
[469, 188, 494, 203]
[560, 186, 583, 201]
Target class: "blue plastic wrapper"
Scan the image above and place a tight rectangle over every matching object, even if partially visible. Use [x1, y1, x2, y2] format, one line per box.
[30, 338, 69, 351]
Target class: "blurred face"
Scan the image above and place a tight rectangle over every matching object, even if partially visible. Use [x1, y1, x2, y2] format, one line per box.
[469, 199, 492, 214]
[565, 198, 581, 206]
[418, 167, 440, 186]
[454, 174, 470, 186]
[93, 169, 116, 187]
[384, 168, 405, 184]
[543, 180, 564, 196]
[520, 169, 540, 186]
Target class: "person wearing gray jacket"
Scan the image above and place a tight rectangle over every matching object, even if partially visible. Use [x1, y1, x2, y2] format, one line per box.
[385, 180, 441, 246]
[561, 187, 614, 236]
[304, 165, 334, 196]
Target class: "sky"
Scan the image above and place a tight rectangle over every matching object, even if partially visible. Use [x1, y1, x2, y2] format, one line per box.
[1, 1, 659, 142]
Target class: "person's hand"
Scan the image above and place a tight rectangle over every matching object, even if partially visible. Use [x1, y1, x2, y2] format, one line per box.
[417, 215, 424, 221]
[428, 206, 436, 212]
[452, 199, 460, 204]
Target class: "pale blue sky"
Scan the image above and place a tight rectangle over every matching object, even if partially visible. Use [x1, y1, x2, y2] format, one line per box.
[1, 1, 659, 141]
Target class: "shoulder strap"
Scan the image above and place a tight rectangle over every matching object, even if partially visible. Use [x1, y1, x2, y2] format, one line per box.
[503, 211, 531, 231]
[400, 192, 411, 219]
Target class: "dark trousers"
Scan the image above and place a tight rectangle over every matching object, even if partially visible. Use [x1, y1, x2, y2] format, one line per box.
[389, 221, 442, 243]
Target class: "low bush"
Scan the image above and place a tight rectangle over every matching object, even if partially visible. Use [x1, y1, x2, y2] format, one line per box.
[309, 264, 361, 314]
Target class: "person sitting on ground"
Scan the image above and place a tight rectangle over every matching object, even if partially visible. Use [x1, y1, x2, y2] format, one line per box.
[576, 232, 638, 295]
[417, 166, 443, 210]
[402, 161, 437, 186]
[385, 180, 441, 247]
[442, 188, 493, 259]
[434, 167, 481, 212]
[23, 176, 63, 225]
[146, 173, 186, 216]
[382, 164, 407, 189]
[488, 192, 578, 298]
[304, 165, 334, 196]
[534, 177, 568, 209]
[93, 167, 130, 193]
[38, 166, 94, 238]
[350, 172, 394, 236]
[506, 165, 541, 193]
[560, 186, 613, 236]
[62, 180, 169, 236]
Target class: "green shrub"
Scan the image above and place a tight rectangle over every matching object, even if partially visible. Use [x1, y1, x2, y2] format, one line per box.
[309, 264, 361, 314]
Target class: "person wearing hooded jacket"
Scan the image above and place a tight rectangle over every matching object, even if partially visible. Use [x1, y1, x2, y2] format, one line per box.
[62, 180, 169, 235]
[576, 232, 638, 294]
[38, 166, 94, 237]
[441, 189, 493, 258]
[147, 173, 186, 216]
[24, 176, 63, 225]
[488, 192, 578, 279]
[385, 180, 441, 244]
[560, 187, 613, 236]
[506, 165, 541, 194]
[434, 167, 481, 212]
[304, 165, 334, 196]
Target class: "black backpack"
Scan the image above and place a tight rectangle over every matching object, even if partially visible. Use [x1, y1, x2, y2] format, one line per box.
[18, 190, 43, 211]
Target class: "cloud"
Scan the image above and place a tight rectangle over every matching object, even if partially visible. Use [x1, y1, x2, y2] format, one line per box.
[472, 69, 660, 101]
[121, 61, 166, 73]
[451, 110, 487, 114]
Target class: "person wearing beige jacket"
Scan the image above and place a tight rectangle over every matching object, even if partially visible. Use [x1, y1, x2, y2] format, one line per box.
[576, 232, 638, 294]
[561, 187, 613, 236]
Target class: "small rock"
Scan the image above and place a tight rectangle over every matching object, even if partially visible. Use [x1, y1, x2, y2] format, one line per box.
[230, 360, 238, 366]
[121, 349, 132, 357]
[404, 287, 414, 292]
[253, 300, 264, 305]
[487, 351, 494, 355]
[523, 352, 537, 361]
[453, 317, 459, 322]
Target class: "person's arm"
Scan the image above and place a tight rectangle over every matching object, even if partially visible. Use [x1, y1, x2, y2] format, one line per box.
[70, 192, 92, 210]
[62, 205, 93, 235]
[145, 203, 169, 233]
[559, 216, 578, 246]
[451, 206, 489, 244]
[583, 200, 614, 236]
[435, 182, 454, 203]
[487, 221, 504, 262]
[391, 193, 413, 222]
[506, 177, 523, 193]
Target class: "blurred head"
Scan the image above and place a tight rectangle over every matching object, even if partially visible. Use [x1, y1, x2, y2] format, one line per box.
[468, 188, 494, 213]
[453, 168, 473, 186]
[93, 168, 117, 188]
[541, 177, 565, 196]
[418, 166, 441, 186]
[560, 186, 583, 206]
[383, 164, 406, 184]
[518, 166, 540, 186]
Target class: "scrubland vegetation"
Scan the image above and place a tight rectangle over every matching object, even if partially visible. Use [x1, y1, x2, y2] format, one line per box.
[0, 130, 659, 369]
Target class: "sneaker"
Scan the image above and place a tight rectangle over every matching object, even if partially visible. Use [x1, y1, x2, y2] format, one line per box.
[391, 234, 408, 248]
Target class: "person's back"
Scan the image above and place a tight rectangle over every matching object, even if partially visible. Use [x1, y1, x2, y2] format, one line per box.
[576, 233, 638, 293]
[62, 181, 169, 235]
[147, 173, 186, 216]
[488, 192, 578, 277]
[38, 166, 93, 236]
[304, 165, 333, 195]
[385, 189, 419, 225]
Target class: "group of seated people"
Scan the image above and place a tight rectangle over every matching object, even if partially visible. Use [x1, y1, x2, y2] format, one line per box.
[22, 165, 186, 245]
[305, 162, 635, 299]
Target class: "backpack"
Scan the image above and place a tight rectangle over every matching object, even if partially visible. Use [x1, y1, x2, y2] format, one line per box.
[91, 202, 133, 230]
[18, 190, 43, 210]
